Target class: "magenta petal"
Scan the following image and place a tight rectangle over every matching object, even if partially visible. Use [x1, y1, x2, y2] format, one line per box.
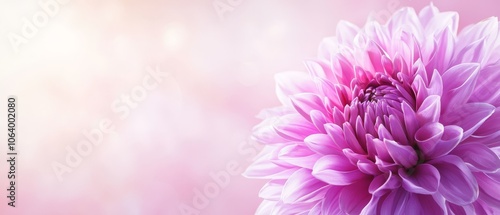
[441, 63, 480, 111]
[384, 139, 418, 168]
[447, 202, 475, 215]
[320, 187, 342, 214]
[324, 123, 349, 149]
[416, 95, 441, 124]
[304, 133, 339, 155]
[430, 155, 479, 205]
[312, 155, 366, 186]
[281, 169, 329, 204]
[442, 103, 495, 139]
[417, 194, 448, 215]
[451, 143, 500, 173]
[476, 172, 500, 208]
[357, 158, 380, 175]
[290, 93, 327, 120]
[399, 164, 440, 195]
[427, 27, 455, 72]
[273, 114, 317, 141]
[244, 148, 299, 179]
[343, 122, 366, 154]
[339, 179, 371, 214]
[278, 144, 322, 169]
[415, 122, 444, 155]
[369, 171, 401, 196]
[259, 180, 285, 201]
[401, 101, 419, 141]
[380, 188, 420, 215]
[304, 60, 333, 82]
[470, 63, 500, 106]
[471, 107, 500, 144]
[309, 110, 329, 133]
[388, 115, 409, 145]
[427, 125, 463, 159]
[255, 200, 277, 215]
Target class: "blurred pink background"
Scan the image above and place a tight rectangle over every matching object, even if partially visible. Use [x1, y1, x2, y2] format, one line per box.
[0, 0, 499, 214]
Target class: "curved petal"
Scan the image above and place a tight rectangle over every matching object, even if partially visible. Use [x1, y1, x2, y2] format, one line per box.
[324, 123, 349, 150]
[442, 103, 495, 139]
[428, 125, 463, 159]
[312, 155, 366, 186]
[476, 172, 500, 210]
[415, 122, 444, 155]
[416, 95, 441, 124]
[275, 72, 317, 106]
[252, 118, 291, 144]
[369, 171, 401, 196]
[278, 144, 322, 169]
[384, 139, 418, 168]
[441, 63, 480, 111]
[290, 93, 327, 121]
[244, 147, 299, 179]
[451, 143, 500, 173]
[447, 202, 475, 215]
[255, 200, 278, 215]
[321, 186, 342, 214]
[399, 164, 440, 195]
[380, 188, 421, 215]
[471, 107, 500, 144]
[401, 101, 419, 141]
[281, 169, 329, 203]
[339, 179, 372, 214]
[259, 179, 285, 201]
[304, 133, 340, 155]
[273, 114, 318, 141]
[430, 155, 479, 205]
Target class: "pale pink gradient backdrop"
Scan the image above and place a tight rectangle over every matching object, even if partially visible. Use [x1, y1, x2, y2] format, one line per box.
[0, 0, 499, 214]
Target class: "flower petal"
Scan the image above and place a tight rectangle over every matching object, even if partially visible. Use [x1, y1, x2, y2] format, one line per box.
[399, 164, 440, 195]
[416, 95, 441, 124]
[380, 188, 420, 215]
[275, 72, 317, 106]
[369, 171, 401, 196]
[290, 93, 327, 121]
[281, 169, 329, 204]
[451, 143, 500, 173]
[259, 180, 285, 201]
[312, 155, 366, 186]
[339, 179, 371, 214]
[273, 114, 318, 141]
[384, 139, 418, 168]
[321, 187, 342, 214]
[427, 125, 463, 159]
[441, 63, 480, 111]
[430, 155, 479, 205]
[441, 103, 495, 139]
[401, 101, 419, 141]
[324, 123, 349, 150]
[278, 144, 322, 169]
[304, 133, 340, 155]
[415, 122, 444, 156]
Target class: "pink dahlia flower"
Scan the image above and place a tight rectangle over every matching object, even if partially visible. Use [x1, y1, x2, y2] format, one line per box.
[245, 4, 500, 215]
